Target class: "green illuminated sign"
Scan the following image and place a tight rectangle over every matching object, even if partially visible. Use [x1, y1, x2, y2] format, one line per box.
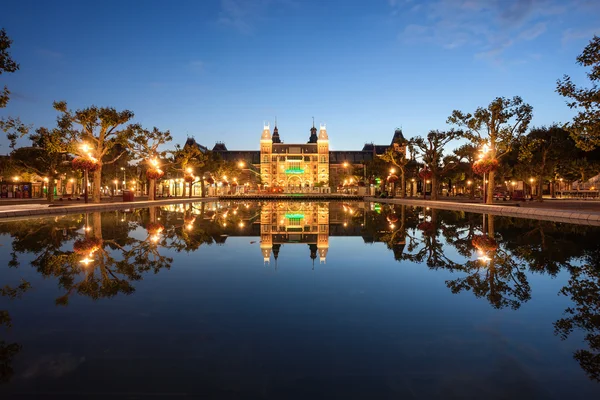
[285, 213, 305, 219]
[285, 169, 305, 174]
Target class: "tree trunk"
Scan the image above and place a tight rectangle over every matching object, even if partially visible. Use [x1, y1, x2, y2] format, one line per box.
[537, 176, 543, 202]
[487, 214, 495, 238]
[486, 170, 494, 204]
[148, 179, 156, 201]
[400, 170, 406, 198]
[92, 167, 102, 203]
[550, 181, 556, 198]
[422, 180, 426, 199]
[149, 206, 157, 224]
[431, 175, 438, 200]
[92, 212, 102, 240]
[46, 179, 55, 203]
[200, 179, 206, 198]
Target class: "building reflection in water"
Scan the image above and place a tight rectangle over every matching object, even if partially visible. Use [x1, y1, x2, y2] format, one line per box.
[259, 202, 331, 266]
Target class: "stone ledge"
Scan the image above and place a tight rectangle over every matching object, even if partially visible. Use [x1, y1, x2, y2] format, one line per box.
[365, 197, 600, 226]
[0, 197, 219, 219]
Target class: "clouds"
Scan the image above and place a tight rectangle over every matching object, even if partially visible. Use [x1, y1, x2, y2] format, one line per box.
[393, 0, 597, 62]
[217, 0, 297, 34]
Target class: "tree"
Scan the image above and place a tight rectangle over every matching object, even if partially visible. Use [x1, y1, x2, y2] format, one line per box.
[518, 125, 576, 201]
[54, 101, 135, 203]
[131, 126, 172, 200]
[454, 144, 477, 198]
[0, 28, 19, 108]
[8, 126, 73, 201]
[379, 138, 410, 197]
[411, 130, 461, 200]
[557, 35, 600, 151]
[558, 158, 600, 187]
[448, 96, 533, 204]
[0, 29, 30, 148]
[170, 143, 208, 197]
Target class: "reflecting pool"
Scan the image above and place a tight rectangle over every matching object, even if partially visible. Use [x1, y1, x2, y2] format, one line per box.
[1, 201, 600, 398]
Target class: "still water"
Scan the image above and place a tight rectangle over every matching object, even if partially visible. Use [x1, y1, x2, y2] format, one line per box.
[0, 201, 599, 399]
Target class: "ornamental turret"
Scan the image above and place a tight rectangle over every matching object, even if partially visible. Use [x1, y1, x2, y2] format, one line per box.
[317, 123, 329, 186]
[272, 124, 282, 144]
[260, 123, 272, 184]
[308, 122, 318, 143]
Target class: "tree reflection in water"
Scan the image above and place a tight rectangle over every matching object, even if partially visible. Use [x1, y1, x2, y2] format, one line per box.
[364, 205, 600, 382]
[1, 202, 600, 384]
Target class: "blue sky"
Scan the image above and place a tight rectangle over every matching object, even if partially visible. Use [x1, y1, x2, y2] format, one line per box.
[1, 0, 599, 152]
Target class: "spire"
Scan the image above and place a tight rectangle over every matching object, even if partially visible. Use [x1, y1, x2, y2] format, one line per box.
[272, 118, 281, 143]
[308, 117, 318, 143]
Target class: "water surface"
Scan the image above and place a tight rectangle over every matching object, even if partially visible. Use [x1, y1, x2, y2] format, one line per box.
[1, 201, 599, 399]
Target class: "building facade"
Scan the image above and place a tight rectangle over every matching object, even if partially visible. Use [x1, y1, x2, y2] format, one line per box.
[187, 122, 406, 193]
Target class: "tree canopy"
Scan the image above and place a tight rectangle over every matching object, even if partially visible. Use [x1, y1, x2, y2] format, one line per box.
[557, 35, 600, 151]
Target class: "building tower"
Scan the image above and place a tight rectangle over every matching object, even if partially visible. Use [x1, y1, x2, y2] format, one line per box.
[272, 122, 282, 144]
[308, 119, 318, 143]
[260, 201, 273, 264]
[317, 202, 329, 263]
[317, 123, 329, 187]
[260, 123, 272, 187]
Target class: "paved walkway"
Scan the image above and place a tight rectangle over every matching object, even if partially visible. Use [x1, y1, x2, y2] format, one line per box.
[366, 197, 600, 226]
[0, 197, 218, 219]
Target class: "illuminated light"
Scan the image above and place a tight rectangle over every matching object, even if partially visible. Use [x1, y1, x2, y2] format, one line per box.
[13, 176, 19, 182]
[390, 168, 396, 174]
[150, 234, 160, 243]
[84, 226, 91, 232]
[478, 255, 491, 263]
[186, 167, 192, 173]
[150, 158, 159, 167]
[343, 162, 348, 167]
[238, 222, 245, 228]
[238, 161, 245, 168]
[511, 181, 516, 186]
[390, 223, 395, 229]
[223, 176, 227, 180]
[113, 179, 118, 184]
[285, 213, 305, 219]
[529, 178, 534, 183]
[426, 180, 431, 184]
[343, 222, 348, 227]
[81, 144, 90, 153]
[43, 177, 49, 182]
[121, 218, 125, 222]
[467, 180, 472, 185]
[233, 210, 237, 215]
[426, 207, 430, 210]
[70, 178, 75, 183]
[186, 224, 193, 231]
[223, 223, 227, 227]
[80, 257, 93, 265]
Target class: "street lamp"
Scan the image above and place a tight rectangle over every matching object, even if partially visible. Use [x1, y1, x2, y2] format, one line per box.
[479, 144, 490, 203]
[529, 177, 535, 199]
[80, 143, 93, 203]
[121, 167, 126, 190]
